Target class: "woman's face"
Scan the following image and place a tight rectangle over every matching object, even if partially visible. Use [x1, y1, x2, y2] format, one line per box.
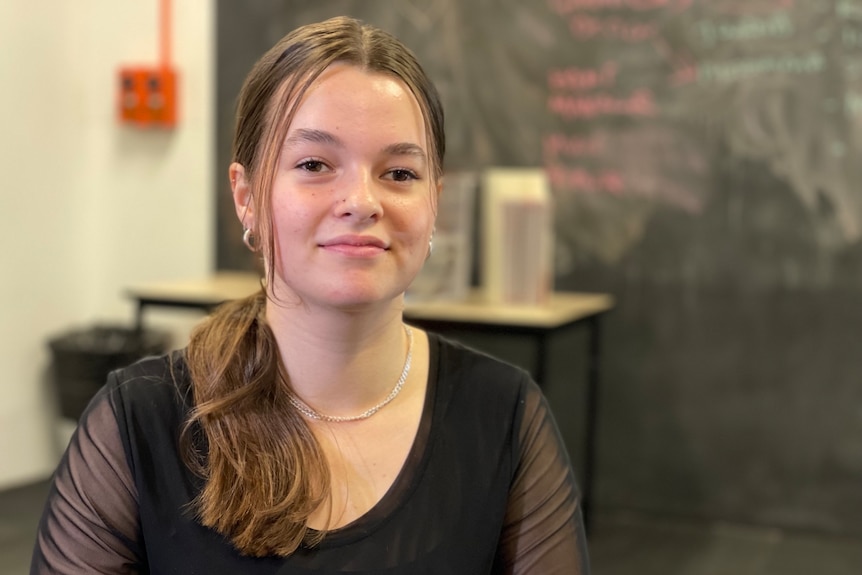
[266, 63, 437, 311]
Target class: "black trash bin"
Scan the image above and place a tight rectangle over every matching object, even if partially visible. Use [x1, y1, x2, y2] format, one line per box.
[49, 325, 170, 420]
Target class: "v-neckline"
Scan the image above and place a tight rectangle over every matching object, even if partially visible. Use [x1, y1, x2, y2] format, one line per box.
[304, 333, 440, 548]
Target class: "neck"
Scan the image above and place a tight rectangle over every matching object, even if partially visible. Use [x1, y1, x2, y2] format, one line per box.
[265, 298, 411, 419]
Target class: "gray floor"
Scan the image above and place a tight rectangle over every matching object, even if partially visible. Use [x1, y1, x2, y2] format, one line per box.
[3, 479, 861, 574]
[589, 512, 862, 575]
[0, 480, 48, 575]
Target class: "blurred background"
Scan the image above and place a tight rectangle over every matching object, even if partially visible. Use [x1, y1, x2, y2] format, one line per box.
[2, 1, 862, 573]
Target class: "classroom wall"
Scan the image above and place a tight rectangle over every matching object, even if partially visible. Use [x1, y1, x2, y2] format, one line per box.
[0, 1, 215, 490]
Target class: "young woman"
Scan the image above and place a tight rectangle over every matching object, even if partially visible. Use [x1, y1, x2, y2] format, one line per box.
[31, 16, 589, 574]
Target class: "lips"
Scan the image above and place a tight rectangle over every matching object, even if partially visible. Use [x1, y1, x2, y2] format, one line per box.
[319, 235, 388, 249]
[319, 235, 389, 257]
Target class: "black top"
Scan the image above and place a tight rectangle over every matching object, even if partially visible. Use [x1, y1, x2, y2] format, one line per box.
[31, 334, 589, 574]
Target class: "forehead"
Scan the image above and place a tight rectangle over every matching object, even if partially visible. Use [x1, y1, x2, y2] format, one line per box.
[283, 63, 427, 142]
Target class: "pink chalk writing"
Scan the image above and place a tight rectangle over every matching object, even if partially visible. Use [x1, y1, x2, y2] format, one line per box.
[710, 0, 794, 15]
[543, 133, 607, 161]
[546, 165, 627, 194]
[568, 14, 658, 41]
[548, 62, 619, 91]
[548, 0, 690, 16]
[671, 62, 697, 85]
[652, 37, 698, 84]
[546, 164, 703, 212]
[548, 89, 658, 119]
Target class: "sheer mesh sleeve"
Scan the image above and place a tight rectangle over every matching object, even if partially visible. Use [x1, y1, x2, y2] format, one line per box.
[30, 381, 143, 574]
[495, 381, 590, 574]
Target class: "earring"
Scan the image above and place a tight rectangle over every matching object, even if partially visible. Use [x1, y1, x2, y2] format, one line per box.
[242, 228, 257, 252]
[427, 236, 434, 259]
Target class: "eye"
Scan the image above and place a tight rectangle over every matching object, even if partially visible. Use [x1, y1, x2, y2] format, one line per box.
[386, 168, 419, 182]
[296, 159, 329, 173]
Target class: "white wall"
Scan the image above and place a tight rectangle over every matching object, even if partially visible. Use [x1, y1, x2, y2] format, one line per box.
[0, 1, 215, 489]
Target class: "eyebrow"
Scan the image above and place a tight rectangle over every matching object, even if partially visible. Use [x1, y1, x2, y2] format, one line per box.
[283, 128, 427, 162]
[283, 128, 341, 149]
[383, 142, 427, 162]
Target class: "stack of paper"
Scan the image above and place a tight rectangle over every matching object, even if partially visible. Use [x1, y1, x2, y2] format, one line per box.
[482, 168, 553, 306]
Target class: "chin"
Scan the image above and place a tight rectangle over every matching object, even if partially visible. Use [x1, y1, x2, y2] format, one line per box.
[273, 267, 416, 310]
[317, 283, 408, 310]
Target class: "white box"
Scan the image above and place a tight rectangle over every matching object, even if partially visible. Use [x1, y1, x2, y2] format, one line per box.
[481, 168, 553, 306]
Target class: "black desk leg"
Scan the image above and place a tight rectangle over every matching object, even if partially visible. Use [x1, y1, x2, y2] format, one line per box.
[534, 332, 548, 388]
[134, 301, 146, 333]
[582, 315, 601, 533]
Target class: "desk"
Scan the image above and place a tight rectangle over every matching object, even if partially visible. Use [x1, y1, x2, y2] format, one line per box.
[404, 291, 613, 532]
[127, 272, 264, 328]
[127, 273, 613, 530]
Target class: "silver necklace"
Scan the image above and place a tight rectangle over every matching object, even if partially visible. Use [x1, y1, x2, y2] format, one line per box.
[288, 326, 413, 423]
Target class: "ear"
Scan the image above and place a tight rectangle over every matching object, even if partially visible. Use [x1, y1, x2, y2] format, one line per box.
[229, 162, 254, 228]
[430, 178, 443, 218]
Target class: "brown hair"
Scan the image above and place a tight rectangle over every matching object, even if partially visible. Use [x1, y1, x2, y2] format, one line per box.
[180, 16, 445, 557]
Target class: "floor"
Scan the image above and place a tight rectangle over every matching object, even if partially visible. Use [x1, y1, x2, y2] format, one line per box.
[4, 479, 862, 574]
[588, 512, 862, 575]
[0, 480, 48, 575]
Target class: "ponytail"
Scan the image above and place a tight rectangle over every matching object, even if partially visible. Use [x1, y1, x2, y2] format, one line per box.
[180, 289, 329, 556]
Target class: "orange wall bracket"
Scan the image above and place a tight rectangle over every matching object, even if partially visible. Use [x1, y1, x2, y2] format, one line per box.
[118, 66, 177, 128]
[117, 0, 178, 128]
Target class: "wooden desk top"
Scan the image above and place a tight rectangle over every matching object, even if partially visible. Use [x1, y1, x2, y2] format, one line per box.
[127, 272, 614, 329]
[127, 272, 263, 305]
[404, 291, 613, 328]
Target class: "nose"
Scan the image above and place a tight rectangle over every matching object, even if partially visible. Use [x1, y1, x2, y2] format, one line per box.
[336, 169, 382, 222]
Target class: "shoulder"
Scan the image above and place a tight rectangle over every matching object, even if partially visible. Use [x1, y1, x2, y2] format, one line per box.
[106, 350, 190, 399]
[431, 332, 531, 384]
[104, 350, 192, 436]
[429, 332, 534, 420]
